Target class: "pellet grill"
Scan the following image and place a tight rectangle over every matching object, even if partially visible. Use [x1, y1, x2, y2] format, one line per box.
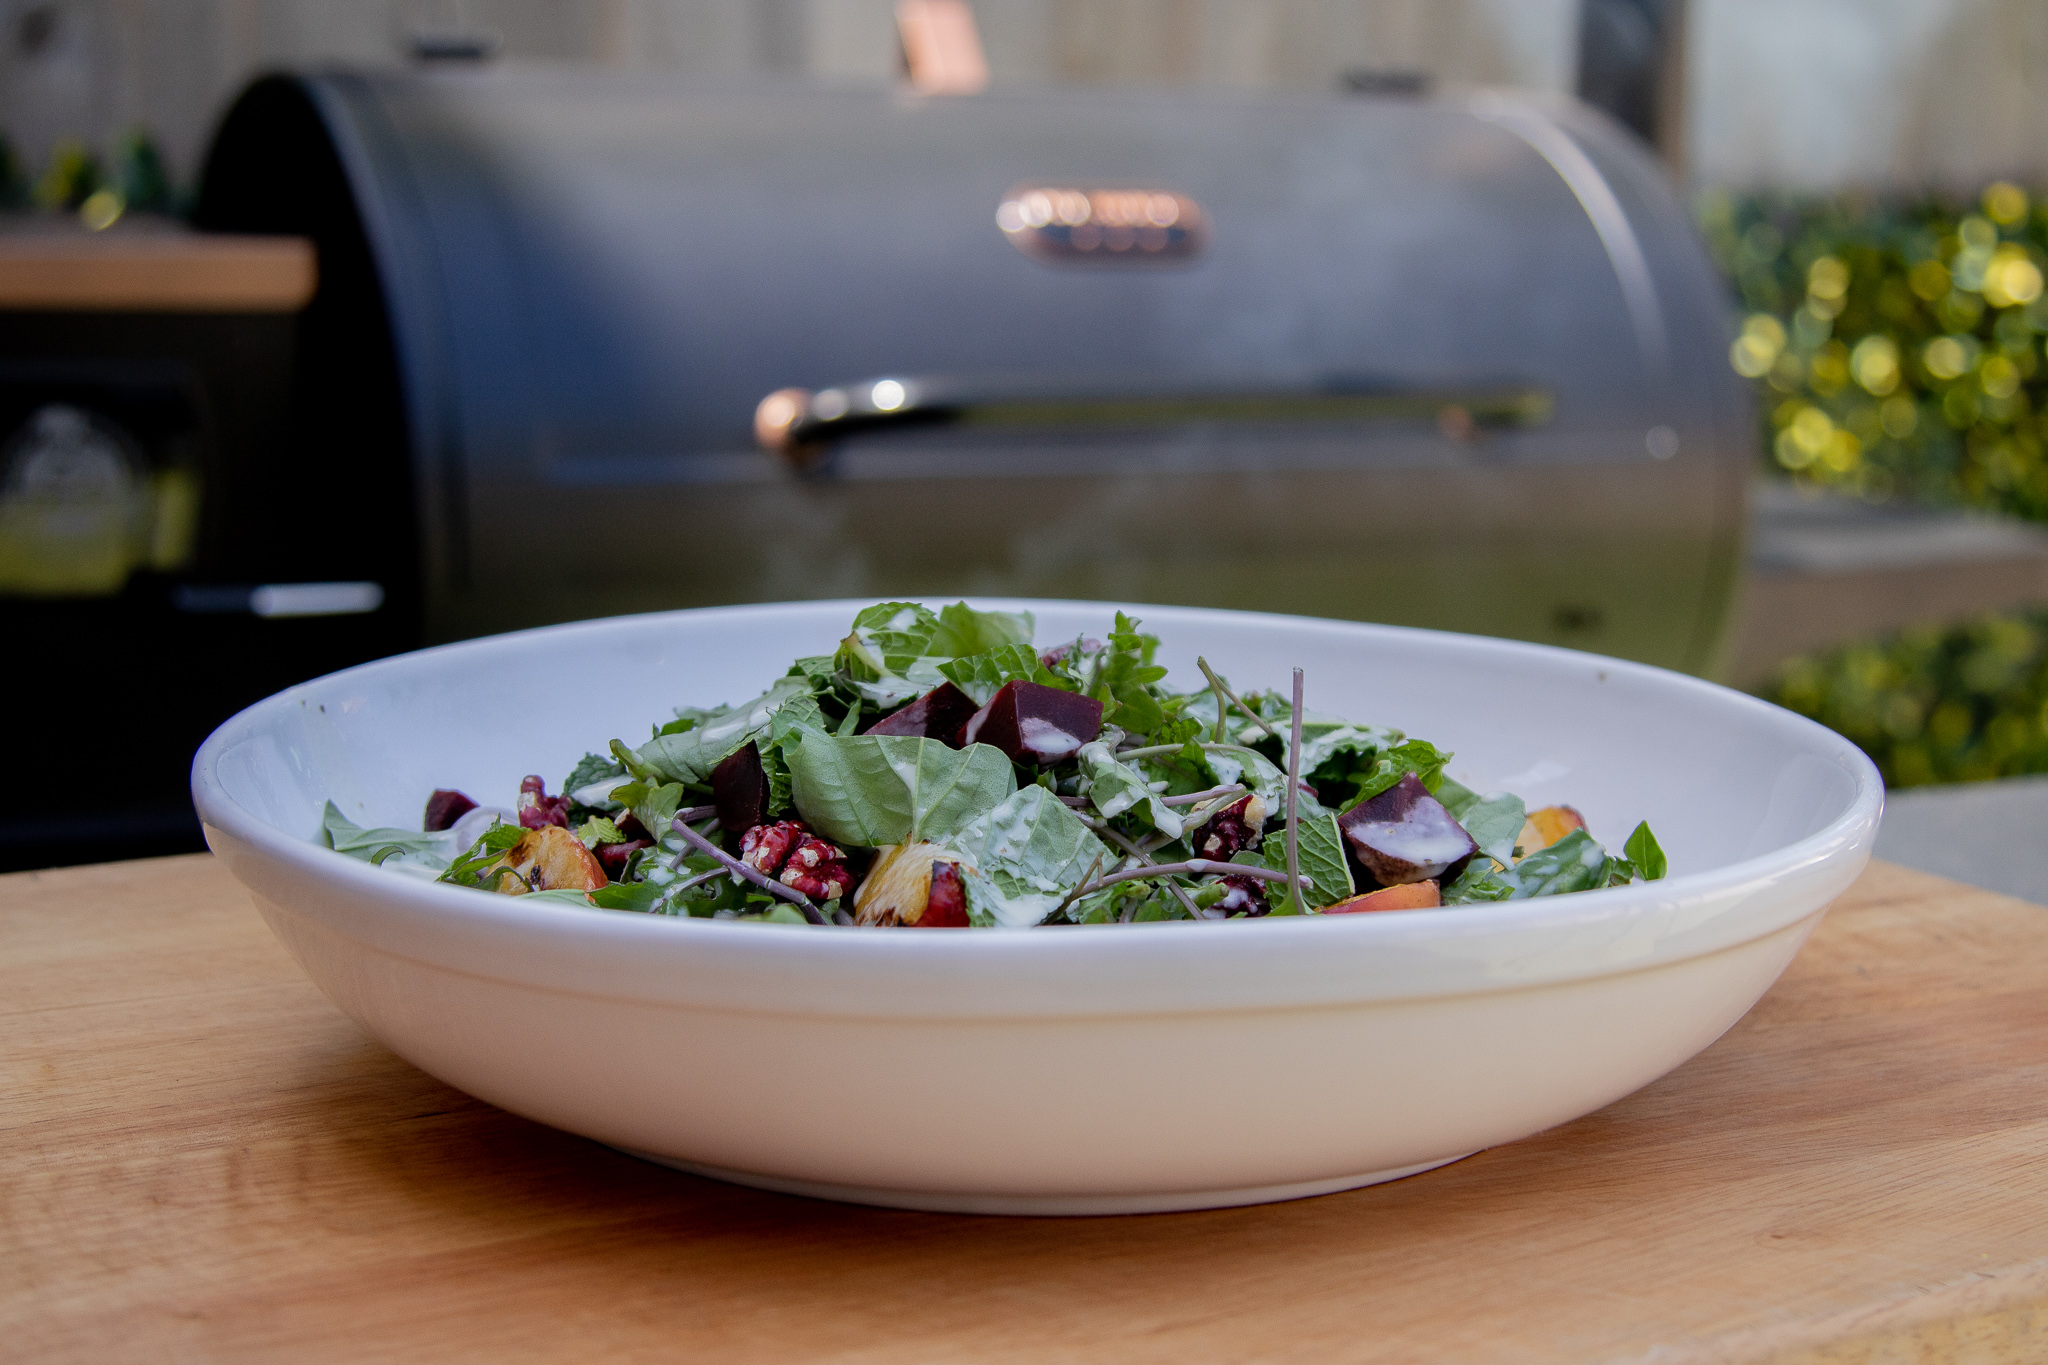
[196, 68, 1748, 672]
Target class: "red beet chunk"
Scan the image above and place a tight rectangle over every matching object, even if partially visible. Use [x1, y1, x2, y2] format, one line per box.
[960, 681, 1102, 765]
[597, 839, 651, 877]
[517, 776, 571, 829]
[423, 789, 476, 832]
[864, 682, 978, 745]
[1337, 774, 1477, 886]
[711, 741, 770, 834]
[917, 860, 971, 927]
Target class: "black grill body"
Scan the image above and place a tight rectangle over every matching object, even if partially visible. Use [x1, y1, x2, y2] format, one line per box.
[198, 70, 1748, 673]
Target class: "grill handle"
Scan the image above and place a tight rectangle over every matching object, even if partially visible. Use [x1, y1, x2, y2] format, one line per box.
[754, 378, 1553, 470]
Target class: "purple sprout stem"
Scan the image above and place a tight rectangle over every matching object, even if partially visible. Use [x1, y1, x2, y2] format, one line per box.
[1075, 859, 1307, 898]
[1196, 656, 1279, 742]
[1093, 822, 1206, 920]
[1286, 667, 1305, 915]
[668, 815, 826, 926]
[1159, 783, 1245, 808]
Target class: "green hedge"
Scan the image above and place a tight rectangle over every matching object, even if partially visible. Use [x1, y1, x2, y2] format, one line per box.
[1698, 183, 2048, 519]
[1761, 610, 2048, 787]
[1707, 186, 2048, 786]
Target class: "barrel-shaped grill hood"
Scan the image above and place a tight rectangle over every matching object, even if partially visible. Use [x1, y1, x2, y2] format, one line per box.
[198, 69, 1748, 672]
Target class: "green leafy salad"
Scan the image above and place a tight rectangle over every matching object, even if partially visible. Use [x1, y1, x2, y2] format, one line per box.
[322, 601, 1667, 927]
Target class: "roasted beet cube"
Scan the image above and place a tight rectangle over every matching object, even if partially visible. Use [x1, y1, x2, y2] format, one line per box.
[423, 789, 477, 832]
[1337, 774, 1477, 886]
[864, 682, 978, 745]
[517, 775, 571, 829]
[960, 681, 1102, 765]
[596, 838, 652, 877]
[711, 741, 771, 834]
[916, 860, 971, 927]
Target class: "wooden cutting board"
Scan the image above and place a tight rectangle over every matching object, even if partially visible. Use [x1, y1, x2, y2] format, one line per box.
[4, 854, 2045, 1363]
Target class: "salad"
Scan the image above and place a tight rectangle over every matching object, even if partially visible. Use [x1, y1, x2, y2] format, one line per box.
[323, 601, 1667, 927]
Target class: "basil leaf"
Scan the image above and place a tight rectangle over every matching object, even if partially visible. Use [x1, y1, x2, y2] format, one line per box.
[1506, 828, 1609, 898]
[924, 602, 1033, 659]
[628, 675, 811, 784]
[1076, 740, 1183, 839]
[944, 785, 1109, 928]
[1624, 821, 1667, 881]
[785, 731, 1016, 847]
[590, 880, 665, 913]
[1257, 796, 1353, 912]
[1436, 780, 1526, 867]
[322, 801, 450, 867]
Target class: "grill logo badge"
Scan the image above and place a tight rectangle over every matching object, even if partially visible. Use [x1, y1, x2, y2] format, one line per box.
[997, 187, 1208, 264]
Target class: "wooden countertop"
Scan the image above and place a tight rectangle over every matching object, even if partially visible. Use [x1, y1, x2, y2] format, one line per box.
[5, 854, 2045, 1363]
[0, 229, 316, 312]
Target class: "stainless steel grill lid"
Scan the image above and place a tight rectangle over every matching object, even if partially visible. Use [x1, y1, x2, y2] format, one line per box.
[197, 70, 1748, 672]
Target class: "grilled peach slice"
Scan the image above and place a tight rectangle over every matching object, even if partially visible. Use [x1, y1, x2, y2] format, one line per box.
[486, 825, 607, 896]
[1321, 880, 1441, 913]
[853, 841, 971, 926]
[1515, 805, 1586, 860]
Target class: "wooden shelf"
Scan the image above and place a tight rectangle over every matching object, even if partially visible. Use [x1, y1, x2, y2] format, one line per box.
[0, 231, 316, 312]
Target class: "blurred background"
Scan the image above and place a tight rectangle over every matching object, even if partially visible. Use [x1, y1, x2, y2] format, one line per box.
[6, 0, 2048, 896]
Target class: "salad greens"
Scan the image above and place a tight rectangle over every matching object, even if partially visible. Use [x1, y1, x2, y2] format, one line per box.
[324, 601, 1667, 927]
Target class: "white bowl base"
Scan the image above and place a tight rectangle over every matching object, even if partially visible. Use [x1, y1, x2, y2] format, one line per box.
[614, 1148, 1478, 1216]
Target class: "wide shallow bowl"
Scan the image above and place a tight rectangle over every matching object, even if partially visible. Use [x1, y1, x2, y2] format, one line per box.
[194, 600, 1881, 1215]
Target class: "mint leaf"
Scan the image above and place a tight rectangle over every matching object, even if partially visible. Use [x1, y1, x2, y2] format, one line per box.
[785, 731, 1016, 847]
[1443, 859, 1517, 903]
[845, 601, 941, 670]
[565, 752, 624, 796]
[943, 785, 1109, 927]
[939, 644, 1067, 705]
[1257, 796, 1353, 911]
[439, 821, 525, 888]
[1350, 739, 1453, 805]
[1624, 821, 1667, 881]
[576, 816, 626, 846]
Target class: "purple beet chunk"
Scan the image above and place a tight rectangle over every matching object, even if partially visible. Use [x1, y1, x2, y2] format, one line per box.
[960, 680, 1103, 765]
[864, 681, 978, 746]
[423, 789, 477, 832]
[711, 741, 770, 835]
[1337, 774, 1478, 886]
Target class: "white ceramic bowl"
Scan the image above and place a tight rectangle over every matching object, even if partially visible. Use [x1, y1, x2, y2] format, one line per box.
[193, 600, 1882, 1215]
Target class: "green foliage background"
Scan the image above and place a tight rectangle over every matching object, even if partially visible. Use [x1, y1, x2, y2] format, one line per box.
[1707, 183, 2048, 786]
[1699, 181, 2048, 516]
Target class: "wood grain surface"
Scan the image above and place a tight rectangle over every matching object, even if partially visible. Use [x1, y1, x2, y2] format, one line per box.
[0, 233, 315, 312]
[4, 854, 2045, 1364]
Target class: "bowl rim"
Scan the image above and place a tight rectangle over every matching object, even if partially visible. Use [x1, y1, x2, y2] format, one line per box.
[192, 598, 1883, 1002]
